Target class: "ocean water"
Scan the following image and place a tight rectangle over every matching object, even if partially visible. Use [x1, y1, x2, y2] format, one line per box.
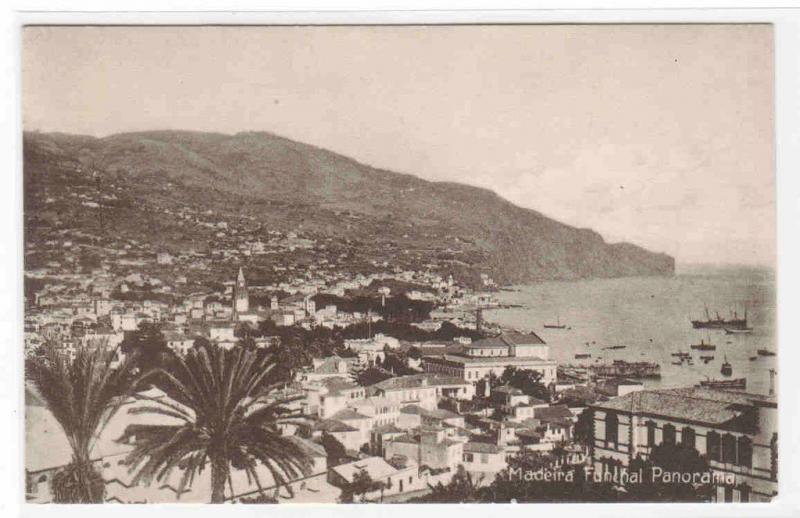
[483, 269, 777, 396]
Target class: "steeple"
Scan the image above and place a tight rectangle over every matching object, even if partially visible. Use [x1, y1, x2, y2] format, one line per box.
[233, 266, 249, 319]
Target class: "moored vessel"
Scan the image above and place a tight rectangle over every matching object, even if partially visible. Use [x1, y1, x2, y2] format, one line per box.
[690, 338, 716, 351]
[720, 356, 733, 377]
[691, 306, 749, 330]
[699, 377, 746, 390]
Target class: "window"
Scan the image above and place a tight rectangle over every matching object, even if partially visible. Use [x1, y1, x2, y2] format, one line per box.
[681, 426, 696, 449]
[481, 454, 489, 464]
[463, 453, 474, 462]
[723, 484, 734, 503]
[722, 434, 737, 464]
[662, 424, 676, 446]
[739, 484, 751, 503]
[646, 421, 656, 446]
[707, 431, 721, 461]
[737, 436, 753, 468]
[605, 412, 619, 447]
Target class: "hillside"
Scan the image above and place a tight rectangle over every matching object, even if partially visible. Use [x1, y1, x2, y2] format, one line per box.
[23, 130, 674, 284]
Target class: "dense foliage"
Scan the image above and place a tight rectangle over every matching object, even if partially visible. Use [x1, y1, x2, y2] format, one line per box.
[26, 342, 137, 503]
[121, 347, 313, 503]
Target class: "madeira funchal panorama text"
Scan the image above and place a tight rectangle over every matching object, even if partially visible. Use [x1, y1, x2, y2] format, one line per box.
[507, 466, 735, 485]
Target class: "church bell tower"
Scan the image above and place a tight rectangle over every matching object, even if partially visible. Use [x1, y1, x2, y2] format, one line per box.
[233, 267, 249, 319]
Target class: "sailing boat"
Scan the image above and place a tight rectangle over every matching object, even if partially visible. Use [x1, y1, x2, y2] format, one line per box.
[544, 315, 567, 329]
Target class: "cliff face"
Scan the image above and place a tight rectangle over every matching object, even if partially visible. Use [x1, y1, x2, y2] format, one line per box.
[23, 130, 675, 283]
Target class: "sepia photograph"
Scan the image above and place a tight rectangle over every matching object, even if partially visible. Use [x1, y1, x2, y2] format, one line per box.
[21, 23, 777, 505]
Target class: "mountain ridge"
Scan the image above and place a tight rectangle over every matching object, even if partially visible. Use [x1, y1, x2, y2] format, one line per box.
[23, 129, 675, 284]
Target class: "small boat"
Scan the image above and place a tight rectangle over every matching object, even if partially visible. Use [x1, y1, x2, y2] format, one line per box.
[602, 345, 627, 350]
[690, 338, 716, 351]
[724, 327, 753, 335]
[574, 353, 591, 359]
[749, 356, 758, 361]
[699, 378, 746, 390]
[544, 316, 567, 329]
[699, 355, 714, 360]
[671, 360, 683, 366]
[720, 356, 733, 377]
[757, 348, 776, 357]
[670, 351, 690, 358]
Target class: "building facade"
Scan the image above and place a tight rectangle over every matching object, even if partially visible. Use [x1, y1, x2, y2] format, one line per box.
[589, 387, 777, 503]
[422, 332, 557, 386]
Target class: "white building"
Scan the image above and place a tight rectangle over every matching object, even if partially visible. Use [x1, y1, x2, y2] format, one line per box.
[423, 332, 557, 386]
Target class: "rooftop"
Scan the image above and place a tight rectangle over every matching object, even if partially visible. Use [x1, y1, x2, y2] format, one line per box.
[331, 457, 399, 483]
[467, 332, 546, 350]
[463, 442, 503, 454]
[592, 387, 776, 426]
[313, 419, 359, 433]
[371, 373, 467, 391]
[329, 408, 372, 421]
[533, 405, 574, 421]
[438, 354, 553, 365]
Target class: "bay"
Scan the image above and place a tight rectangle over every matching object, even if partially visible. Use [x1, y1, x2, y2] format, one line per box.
[482, 267, 777, 396]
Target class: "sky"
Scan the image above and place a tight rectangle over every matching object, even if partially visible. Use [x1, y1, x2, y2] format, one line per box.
[22, 25, 775, 266]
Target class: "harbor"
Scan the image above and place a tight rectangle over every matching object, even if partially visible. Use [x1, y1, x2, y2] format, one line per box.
[484, 271, 776, 395]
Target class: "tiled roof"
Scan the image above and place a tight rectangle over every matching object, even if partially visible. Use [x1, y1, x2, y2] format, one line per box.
[320, 377, 359, 395]
[400, 404, 425, 415]
[533, 405, 574, 421]
[329, 409, 371, 421]
[424, 408, 461, 420]
[591, 387, 774, 425]
[441, 354, 551, 365]
[466, 337, 509, 349]
[501, 331, 546, 346]
[371, 373, 466, 391]
[373, 423, 404, 434]
[463, 442, 503, 454]
[314, 419, 358, 433]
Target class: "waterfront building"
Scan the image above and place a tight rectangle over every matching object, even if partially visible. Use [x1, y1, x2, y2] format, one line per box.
[422, 332, 557, 386]
[589, 387, 778, 502]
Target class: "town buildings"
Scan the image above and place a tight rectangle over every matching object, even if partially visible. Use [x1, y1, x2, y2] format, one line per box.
[422, 332, 557, 386]
[589, 387, 778, 503]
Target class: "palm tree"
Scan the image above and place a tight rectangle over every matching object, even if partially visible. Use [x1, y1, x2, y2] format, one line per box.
[120, 346, 312, 503]
[25, 342, 136, 503]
